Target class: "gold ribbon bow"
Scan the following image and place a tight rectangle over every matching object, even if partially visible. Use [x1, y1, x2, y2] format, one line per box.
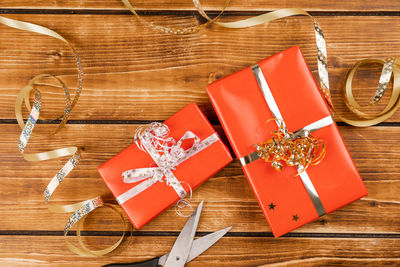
[257, 120, 326, 173]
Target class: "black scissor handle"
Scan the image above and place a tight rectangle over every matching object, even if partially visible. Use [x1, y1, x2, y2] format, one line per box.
[103, 257, 159, 267]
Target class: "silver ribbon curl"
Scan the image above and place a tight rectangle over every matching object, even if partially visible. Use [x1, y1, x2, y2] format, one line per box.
[116, 122, 219, 206]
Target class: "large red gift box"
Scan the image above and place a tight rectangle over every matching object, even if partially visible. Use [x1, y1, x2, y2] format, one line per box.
[207, 46, 368, 237]
[98, 103, 232, 229]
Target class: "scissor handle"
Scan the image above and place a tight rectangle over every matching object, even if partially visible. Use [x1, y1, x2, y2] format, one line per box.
[103, 257, 159, 267]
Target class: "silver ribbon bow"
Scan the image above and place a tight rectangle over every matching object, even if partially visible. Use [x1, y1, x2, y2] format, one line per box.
[116, 122, 219, 205]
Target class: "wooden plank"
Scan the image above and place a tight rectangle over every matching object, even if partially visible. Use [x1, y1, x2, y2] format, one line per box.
[1, 236, 399, 266]
[0, 15, 399, 121]
[2, 124, 399, 182]
[0, 181, 397, 233]
[1, 0, 400, 12]
[1, 124, 399, 232]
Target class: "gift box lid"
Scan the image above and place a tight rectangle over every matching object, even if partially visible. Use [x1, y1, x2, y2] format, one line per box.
[207, 46, 368, 237]
[98, 103, 232, 229]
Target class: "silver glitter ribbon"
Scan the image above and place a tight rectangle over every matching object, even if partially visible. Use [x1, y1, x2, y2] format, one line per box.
[116, 122, 219, 205]
[240, 65, 335, 217]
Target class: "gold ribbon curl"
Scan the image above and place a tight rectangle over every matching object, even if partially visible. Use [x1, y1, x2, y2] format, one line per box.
[257, 120, 326, 174]
[340, 58, 400, 127]
[192, 5, 400, 126]
[1, 16, 129, 256]
[4, 2, 397, 256]
[121, 0, 230, 34]
[122, 0, 400, 126]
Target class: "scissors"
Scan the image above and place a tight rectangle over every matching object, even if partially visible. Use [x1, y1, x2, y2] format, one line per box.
[104, 201, 231, 267]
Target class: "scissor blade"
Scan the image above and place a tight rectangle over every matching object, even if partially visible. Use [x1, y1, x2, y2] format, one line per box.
[158, 226, 232, 266]
[186, 226, 231, 263]
[163, 201, 204, 267]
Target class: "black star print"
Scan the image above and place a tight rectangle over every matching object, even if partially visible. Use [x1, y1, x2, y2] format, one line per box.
[292, 214, 299, 222]
[268, 202, 276, 210]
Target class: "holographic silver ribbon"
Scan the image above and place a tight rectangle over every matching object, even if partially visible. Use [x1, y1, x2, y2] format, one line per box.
[116, 122, 219, 205]
[240, 64, 335, 217]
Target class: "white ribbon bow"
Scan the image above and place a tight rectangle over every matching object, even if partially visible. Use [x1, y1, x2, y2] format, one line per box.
[116, 122, 219, 205]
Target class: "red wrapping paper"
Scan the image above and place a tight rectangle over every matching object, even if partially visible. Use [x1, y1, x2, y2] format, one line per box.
[98, 103, 232, 229]
[207, 46, 368, 237]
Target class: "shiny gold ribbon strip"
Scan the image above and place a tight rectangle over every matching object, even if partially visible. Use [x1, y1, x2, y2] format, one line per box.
[194, 4, 400, 126]
[242, 64, 331, 217]
[121, 0, 400, 126]
[1, 16, 129, 256]
[340, 58, 400, 126]
[120, 0, 230, 34]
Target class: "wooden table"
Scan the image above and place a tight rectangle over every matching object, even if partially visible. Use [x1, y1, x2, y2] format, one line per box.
[1, 1, 400, 266]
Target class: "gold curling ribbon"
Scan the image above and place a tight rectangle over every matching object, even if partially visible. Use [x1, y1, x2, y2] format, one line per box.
[257, 120, 326, 173]
[121, 0, 400, 126]
[340, 58, 400, 127]
[120, 0, 230, 34]
[191, 4, 400, 126]
[1, 16, 130, 256]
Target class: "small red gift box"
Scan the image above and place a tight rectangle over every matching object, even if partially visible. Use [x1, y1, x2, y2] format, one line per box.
[98, 103, 232, 229]
[207, 46, 368, 237]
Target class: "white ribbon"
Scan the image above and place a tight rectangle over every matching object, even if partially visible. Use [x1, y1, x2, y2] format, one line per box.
[116, 122, 219, 205]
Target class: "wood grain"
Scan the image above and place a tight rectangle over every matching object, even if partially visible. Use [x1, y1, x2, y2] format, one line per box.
[0, 180, 398, 233]
[1, 2, 400, 266]
[1, 124, 399, 233]
[0, 15, 399, 121]
[1, 0, 400, 12]
[1, 236, 399, 266]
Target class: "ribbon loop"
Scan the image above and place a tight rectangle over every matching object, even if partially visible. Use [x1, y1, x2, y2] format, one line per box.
[3, 15, 127, 256]
[117, 123, 220, 208]
[121, 0, 230, 35]
[122, 167, 158, 183]
[341, 57, 400, 126]
[257, 121, 326, 173]
[120, 0, 400, 125]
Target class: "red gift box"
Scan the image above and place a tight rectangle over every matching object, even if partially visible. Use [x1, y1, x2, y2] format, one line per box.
[207, 46, 368, 237]
[98, 103, 232, 229]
